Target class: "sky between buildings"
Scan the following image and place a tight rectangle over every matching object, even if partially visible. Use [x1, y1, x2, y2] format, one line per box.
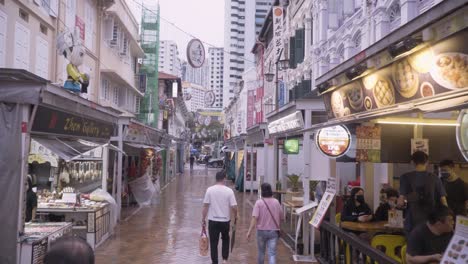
[127, 0, 225, 61]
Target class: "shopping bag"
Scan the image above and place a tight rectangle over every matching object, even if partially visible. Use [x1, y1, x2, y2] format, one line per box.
[199, 223, 209, 256]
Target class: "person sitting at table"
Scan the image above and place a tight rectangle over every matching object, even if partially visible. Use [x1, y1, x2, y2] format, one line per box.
[374, 188, 399, 221]
[341, 187, 373, 223]
[406, 206, 453, 264]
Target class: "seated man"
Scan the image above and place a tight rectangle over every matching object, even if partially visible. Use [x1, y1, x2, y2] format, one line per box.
[374, 188, 399, 221]
[406, 206, 454, 264]
[341, 187, 373, 223]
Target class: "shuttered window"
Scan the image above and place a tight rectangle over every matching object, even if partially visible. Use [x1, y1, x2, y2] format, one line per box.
[84, 0, 94, 50]
[65, 0, 76, 29]
[35, 36, 49, 79]
[0, 10, 6, 67]
[289, 36, 296, 69]
[101, 79, 110, 100]
[295, 28, 305, 65]
[14, 22, 30, 70]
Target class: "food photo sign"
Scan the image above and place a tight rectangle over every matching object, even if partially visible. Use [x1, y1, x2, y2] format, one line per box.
[441, 215, 468, 264]
[323, 30, 468, 120]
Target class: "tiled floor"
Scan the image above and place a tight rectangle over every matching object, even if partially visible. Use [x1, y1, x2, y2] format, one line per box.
[95, 165, 300, 264]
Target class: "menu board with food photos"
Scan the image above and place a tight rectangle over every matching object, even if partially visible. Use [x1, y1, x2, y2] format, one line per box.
[356, 125, 381, 162]
[323, 30, 468, 120]
[441, 215, 468, 264]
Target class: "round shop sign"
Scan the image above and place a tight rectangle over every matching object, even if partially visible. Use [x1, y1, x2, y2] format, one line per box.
[204, 91, 215, 107]
[187, 39, 205, 68]
[315, 125, 351, 158]
[456, 109, 468, 161]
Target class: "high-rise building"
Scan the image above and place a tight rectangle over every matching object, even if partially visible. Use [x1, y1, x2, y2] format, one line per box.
[181, 60, 209, 88]
[182, 81, 208, 112]
[208, 47, 224, 110]
[223, 0, 273, 108]
[158, 40, 181, 77]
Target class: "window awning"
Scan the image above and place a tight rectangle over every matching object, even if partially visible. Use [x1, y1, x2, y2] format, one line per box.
[33, 137, 107, 162]
[125, 143, 163, 152]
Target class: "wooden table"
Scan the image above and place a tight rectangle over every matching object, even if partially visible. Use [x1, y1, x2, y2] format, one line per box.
[340, 221, 403, 233]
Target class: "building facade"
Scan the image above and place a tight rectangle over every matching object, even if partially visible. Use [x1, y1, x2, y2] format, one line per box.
[181, 60, 209, 88]
[182, 81, 208, 112]
[159, 40, 181, 77]
[208, 47, 224, 110]
[222, 0, 273, 108]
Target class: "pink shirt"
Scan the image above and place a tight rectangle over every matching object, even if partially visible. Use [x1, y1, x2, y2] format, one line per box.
[252, 198, 283, 231]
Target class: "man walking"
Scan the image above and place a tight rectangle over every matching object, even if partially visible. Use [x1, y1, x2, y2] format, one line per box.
[202, 171, 238, 264]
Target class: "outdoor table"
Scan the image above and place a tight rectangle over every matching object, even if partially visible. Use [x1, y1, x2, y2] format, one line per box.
[340, 221, 404, 234]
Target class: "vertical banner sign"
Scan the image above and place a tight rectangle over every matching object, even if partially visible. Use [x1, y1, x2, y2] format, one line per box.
[273, 7, 284, 61]
[75, 16, 85, 41]
[247, 90, 255, 128]
[279, 80, 285, 107]
[255, 87, 264, 124]
[356, 125, 381, 162]
[310, 178, 337, 228]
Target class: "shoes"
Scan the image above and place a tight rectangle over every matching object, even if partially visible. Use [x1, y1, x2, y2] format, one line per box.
[222, 260, 228, 264]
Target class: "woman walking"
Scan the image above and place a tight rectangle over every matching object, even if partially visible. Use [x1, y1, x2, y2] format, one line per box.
[247, 183, 283, 264]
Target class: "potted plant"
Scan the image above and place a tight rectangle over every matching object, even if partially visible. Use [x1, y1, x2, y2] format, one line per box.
[286, 173, 301, 192]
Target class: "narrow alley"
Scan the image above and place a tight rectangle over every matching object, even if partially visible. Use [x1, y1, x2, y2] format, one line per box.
[95, 166, 297, 264]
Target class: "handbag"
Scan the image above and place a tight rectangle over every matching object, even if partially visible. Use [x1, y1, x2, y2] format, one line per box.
[262, 198, 282, 237]
[199, 222, 209, 256]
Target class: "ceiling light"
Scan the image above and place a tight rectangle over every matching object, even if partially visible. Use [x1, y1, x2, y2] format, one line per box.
[388, 37, 423, 58]
[375, 117, 459, 127]
[345, 64, 368, 80]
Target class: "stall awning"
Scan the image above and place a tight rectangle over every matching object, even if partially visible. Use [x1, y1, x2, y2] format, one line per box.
[33, 137, 107, 161]
[125, 142, 162, 152]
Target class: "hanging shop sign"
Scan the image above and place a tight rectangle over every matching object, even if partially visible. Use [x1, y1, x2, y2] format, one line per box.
[31, 106, 114, 139]
[457, 109, 468, 161]
[356, 125, 381, 162]
[268, 111, 304, 135]
[315, 125, 351, 158]
[204, 91, 215, 107]
[323, 30, 468, 120]
[272, 6, 284, 61]
[187, 39, 205, 68]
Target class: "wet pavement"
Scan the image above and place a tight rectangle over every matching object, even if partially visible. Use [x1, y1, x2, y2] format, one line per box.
[95, 165, 299, 263]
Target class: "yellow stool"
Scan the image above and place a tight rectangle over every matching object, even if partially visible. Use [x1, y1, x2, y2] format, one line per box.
[401, 245, 407, 264]
[371, 235, 406, 263]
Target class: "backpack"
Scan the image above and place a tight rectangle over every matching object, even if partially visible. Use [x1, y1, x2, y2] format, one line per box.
[406, 172, 435, 228]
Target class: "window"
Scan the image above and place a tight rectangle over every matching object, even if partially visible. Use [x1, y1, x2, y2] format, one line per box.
[113, 87, 119, 105]
[84, 0, 95, 50]
[0, 10, 6, 67]
[35, 37, 49, 79]
[353, 31, 362, 53]
[40, 24, 48, 35]
[19, 9, 29, 22]
[101, 79, 110, 100]
[110, 22, 119, 47]
[65, 0, 76, 29]
[135, 97, 141, 113]
[14, 22, 30, 70]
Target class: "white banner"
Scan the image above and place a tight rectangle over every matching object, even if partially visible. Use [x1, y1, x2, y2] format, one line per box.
[273, 7, 284, 61]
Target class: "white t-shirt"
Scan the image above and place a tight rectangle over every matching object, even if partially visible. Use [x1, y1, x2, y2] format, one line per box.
[203, 184, 237, 222]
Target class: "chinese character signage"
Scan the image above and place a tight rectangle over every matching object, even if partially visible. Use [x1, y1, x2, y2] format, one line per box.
[75, 16, 85, 41]
[356, 125, 381, 162]
[272, 7, 284, 61]
[247, 90, 255, 128]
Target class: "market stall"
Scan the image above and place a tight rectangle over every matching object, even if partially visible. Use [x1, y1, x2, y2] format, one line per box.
[308, 2, 468, 262]
[0, 70, 121, 263]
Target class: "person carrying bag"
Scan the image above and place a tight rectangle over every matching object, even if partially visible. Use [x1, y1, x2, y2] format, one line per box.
[247, 183, 283, 264]
[199, 222, 209, 257]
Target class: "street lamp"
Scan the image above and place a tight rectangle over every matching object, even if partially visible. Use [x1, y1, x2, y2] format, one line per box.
[264, 48, 289, 110]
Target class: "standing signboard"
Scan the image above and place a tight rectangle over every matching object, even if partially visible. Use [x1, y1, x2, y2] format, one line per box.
[310, 178, 337, 228]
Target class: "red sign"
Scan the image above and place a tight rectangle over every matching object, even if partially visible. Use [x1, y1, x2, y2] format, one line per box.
[247, 90, 255, 128]
[75, 16, 85, 41]
[255, 87, 264, 124]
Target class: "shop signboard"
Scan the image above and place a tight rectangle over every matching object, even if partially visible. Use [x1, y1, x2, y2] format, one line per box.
[268, 111, 304, 135]
[315, 125, 351, 158]
[124, 122, 162, 146]
[310, 177, 337, 228]
[440, 215, 468, 264]
[32, 106, 114, 139]
[356, 125, 381, 162]
[411, 138, 429, 155]
[322, 30, 468, 120]
[186, 39, 205, 68]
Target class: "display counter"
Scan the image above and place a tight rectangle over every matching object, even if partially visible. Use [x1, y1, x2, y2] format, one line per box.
[36, 201, 110, 249]
[20, 222, 73, 264]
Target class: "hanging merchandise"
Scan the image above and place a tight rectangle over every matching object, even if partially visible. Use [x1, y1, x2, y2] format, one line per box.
[128, 157, 137, 179]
